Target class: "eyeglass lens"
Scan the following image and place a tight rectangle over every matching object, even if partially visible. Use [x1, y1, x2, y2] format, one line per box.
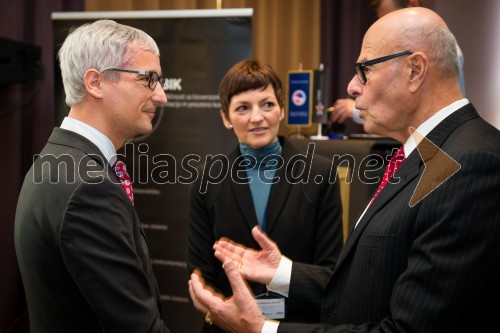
[149, 72, 165, 90]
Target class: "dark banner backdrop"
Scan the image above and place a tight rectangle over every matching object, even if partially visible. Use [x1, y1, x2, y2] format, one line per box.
[52, 9, 252, 332]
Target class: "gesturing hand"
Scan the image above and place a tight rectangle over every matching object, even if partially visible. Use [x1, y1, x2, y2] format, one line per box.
[213, 226, 282, 285]
[188, 261, 265, 333]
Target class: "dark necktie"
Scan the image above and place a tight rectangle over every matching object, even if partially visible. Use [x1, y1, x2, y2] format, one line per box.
[369, 146, 405, 205]
[113, 160, 134, 205]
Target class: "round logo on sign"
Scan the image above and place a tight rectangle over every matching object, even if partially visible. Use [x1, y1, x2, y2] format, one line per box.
[292, 90, 307, 107]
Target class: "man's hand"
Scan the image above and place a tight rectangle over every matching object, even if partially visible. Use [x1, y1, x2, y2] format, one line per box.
[213, 226, 282, 285]
[329, 98, 356, 124]
[188, 261, 265, 333]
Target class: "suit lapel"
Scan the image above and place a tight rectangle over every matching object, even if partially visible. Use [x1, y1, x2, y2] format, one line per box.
[227, 148, 260, 230]
[335, 152, 421, 269]
[49, 127, 130, 202]
[265, 138, 295, 234]
[334, 103, 479, 271]
[49, 127, 110, 170]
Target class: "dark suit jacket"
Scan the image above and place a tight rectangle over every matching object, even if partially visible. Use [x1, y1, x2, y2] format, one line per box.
[278, 104, 500, 332]
[14, 128, 170, 333]
[187, 137, 343, 321]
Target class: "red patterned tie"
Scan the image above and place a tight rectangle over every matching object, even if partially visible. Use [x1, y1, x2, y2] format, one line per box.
[369, 146, 405, 205]
[113, 160, 134, 205]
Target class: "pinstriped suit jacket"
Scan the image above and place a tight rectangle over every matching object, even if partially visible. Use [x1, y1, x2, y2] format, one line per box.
[279, 104, 500, 332]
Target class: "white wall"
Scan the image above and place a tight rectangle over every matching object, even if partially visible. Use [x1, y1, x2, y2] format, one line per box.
[434, 0, 500, 129]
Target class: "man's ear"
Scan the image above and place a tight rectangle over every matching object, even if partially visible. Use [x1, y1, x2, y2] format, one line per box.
[408, 52, 428, 93]
[84, 69, 104, 99]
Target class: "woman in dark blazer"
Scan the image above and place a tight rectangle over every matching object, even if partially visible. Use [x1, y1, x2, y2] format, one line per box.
[186, 60, 343, 327]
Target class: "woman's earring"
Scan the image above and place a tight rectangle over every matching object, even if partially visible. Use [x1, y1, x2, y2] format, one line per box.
[228, 124, 233, 129]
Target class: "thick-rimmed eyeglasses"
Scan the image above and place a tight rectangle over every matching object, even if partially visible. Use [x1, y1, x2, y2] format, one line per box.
[355, 51, 413, 84]
[109, 68, 165, 90]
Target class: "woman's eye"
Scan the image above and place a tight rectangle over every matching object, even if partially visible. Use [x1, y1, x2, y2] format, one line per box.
[262, 102, 275, 110]
[235, 105, 248, 112]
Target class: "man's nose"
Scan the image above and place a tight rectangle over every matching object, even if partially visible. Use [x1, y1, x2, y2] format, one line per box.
[152, 84, 168, 106]
[347, 74, 362, 98]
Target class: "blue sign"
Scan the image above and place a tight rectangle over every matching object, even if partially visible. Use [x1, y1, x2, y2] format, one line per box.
[287, 70, 313, 126]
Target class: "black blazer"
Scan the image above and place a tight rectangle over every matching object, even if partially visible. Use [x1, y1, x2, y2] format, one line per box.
[187, 137, 343, 319]
[14, 128, 170, 333]
[278, 104, 500, 332]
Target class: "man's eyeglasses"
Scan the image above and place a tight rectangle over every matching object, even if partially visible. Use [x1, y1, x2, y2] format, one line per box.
[109, 68, 165, 90]
[355, 51, 413, 84]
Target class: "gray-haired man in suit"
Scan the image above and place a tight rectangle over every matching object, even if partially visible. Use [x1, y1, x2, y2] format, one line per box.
[15, 20, 170, 332]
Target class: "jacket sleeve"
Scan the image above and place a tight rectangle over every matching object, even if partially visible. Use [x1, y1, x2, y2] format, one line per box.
[308, 156, 343, 269]
[185, 176, 224, 294]
[60, 179, 170, 333]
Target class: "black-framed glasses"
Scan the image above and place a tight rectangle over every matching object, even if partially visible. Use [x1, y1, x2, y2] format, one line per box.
[355, 51, 413, 84]
[109, 67, 165, 90]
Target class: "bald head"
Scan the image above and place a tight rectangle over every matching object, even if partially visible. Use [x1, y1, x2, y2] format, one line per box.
[347, 7, 463, 142]
[366, 7, 459, 81]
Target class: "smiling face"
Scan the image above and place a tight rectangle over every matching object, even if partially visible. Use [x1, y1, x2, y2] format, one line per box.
[102, 49, 167, 143]
[221, 85, 284, 149]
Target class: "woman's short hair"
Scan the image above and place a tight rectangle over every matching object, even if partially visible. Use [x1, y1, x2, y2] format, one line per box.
[219, 60, 283, 117]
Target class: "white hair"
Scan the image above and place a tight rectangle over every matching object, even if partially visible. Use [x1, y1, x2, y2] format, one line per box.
[396, 22, 459, 80]
[58, 20, 160, 107]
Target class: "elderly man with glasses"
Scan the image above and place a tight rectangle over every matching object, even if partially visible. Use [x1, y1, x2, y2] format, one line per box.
[189, 7, 500, 333]
[330, 0, 466, 126]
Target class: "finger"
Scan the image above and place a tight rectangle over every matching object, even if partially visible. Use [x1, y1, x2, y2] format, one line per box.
[252, 226, 277, 252]
[222, 260, 254, 301]
[190, 272, 225, 312]
[214, 248, 236, 264]
[216, 238, 247, 258]
[225, 241, 248, 258]
[189, 274, 208, 313]
[216, 245, 244, 263]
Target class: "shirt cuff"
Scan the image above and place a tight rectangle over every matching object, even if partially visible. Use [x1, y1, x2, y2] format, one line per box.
[266, 255, 292, 297]
[261, 319, 280, 333]
[353, 108, 365, 125]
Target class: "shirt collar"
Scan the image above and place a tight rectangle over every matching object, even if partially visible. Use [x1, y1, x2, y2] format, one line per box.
[60, 117, 117, 166]
[403, 98, 469, 158]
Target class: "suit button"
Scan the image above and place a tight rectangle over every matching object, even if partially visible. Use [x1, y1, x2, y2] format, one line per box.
[328, 313, 336, 318]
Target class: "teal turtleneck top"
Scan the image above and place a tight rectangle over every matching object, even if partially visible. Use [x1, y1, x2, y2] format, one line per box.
[239, 139, 282, 230]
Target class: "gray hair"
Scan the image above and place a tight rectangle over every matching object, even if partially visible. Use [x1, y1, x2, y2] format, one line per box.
[395, 22, 459, 80]
[58, 20, 160, 107]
